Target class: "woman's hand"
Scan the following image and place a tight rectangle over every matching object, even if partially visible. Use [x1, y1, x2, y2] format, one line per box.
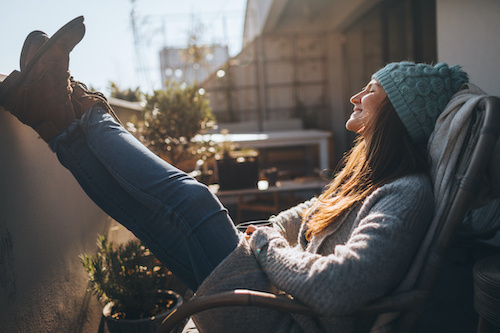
[244, 225, 258, 241]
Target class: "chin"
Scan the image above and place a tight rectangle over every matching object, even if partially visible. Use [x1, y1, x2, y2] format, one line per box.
[345, 122, 361, 133]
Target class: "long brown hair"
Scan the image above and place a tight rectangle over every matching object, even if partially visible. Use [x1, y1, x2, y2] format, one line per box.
[305, 97, 428, 240]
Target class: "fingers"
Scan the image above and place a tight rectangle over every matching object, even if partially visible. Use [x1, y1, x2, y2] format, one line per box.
[245, 225, 258, 234]
[244, 225, 258, 241]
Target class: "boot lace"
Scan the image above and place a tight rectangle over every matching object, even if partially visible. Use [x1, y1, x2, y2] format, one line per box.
[70, 77, 123, 125]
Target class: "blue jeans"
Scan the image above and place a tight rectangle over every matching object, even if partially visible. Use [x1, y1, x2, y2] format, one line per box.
[49, 106, 240, 291]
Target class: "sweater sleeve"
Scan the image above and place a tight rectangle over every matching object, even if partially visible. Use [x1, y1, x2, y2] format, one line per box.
[249, 175, 434, 316]
[269, 197, 317, 246]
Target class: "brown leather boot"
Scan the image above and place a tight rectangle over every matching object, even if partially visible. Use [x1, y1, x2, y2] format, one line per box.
[0, 16, 85, 142]
[15, 28, 121, 125]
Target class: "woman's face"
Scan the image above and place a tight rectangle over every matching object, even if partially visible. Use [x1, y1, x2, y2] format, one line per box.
[346, 79, 387, 134]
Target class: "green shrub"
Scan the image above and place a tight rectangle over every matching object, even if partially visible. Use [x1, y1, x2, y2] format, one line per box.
[132, 81, 216, 165]
[80, 235, 174, 319]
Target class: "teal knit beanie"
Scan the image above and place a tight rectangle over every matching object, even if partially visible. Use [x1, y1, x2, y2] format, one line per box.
[372, 61, 469, 144]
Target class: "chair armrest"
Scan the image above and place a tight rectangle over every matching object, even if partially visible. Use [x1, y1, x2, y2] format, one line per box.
[158, 289, 427, 333]
[158, 289, 315, 332]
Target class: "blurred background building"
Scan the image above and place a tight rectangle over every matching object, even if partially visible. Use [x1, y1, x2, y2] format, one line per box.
[159, 44, 229, 87]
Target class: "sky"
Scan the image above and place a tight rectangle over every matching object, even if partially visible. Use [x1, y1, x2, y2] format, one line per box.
[0, 0, 247, 94]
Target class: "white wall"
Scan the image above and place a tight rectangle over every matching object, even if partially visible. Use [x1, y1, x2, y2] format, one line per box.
[0, 106, 108, 332]
[243, 0, 269, 46]
[437, 0, 500, 96]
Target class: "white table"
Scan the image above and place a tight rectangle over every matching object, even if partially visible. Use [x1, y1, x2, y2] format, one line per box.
[210, 177, 328, 222]
[196, 129, 332, 170]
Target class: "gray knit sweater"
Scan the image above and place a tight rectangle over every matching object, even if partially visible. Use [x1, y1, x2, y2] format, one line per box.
[192, 174, 434, 332]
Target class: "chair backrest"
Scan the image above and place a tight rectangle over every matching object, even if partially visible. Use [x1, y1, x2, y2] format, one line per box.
[159, 96, 500, 333]
[395, 95, 500, 331]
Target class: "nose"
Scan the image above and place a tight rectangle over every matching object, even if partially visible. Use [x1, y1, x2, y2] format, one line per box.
[350, 90, 363, 105]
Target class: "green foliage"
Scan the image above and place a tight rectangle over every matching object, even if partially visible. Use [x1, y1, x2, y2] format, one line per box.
[132, 81, 216, 165]
[109, 82, 142, 102]
[80, 235, 174, 320]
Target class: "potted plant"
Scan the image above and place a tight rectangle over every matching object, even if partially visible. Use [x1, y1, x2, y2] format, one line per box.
[128, 81, 216, 169]
[80, 235, 183, 333]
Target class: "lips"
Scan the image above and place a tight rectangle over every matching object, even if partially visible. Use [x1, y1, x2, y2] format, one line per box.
[350, 109, 364, 119]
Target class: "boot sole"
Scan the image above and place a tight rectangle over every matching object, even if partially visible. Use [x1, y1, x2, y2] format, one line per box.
[0, 16, 85, 106]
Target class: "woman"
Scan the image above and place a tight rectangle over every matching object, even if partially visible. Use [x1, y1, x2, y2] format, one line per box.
[0, 18, 469, 332]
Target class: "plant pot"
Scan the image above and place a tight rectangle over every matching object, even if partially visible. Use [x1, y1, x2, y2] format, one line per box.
[216, 154, 259, 190]
[103, 290, 183, 333]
